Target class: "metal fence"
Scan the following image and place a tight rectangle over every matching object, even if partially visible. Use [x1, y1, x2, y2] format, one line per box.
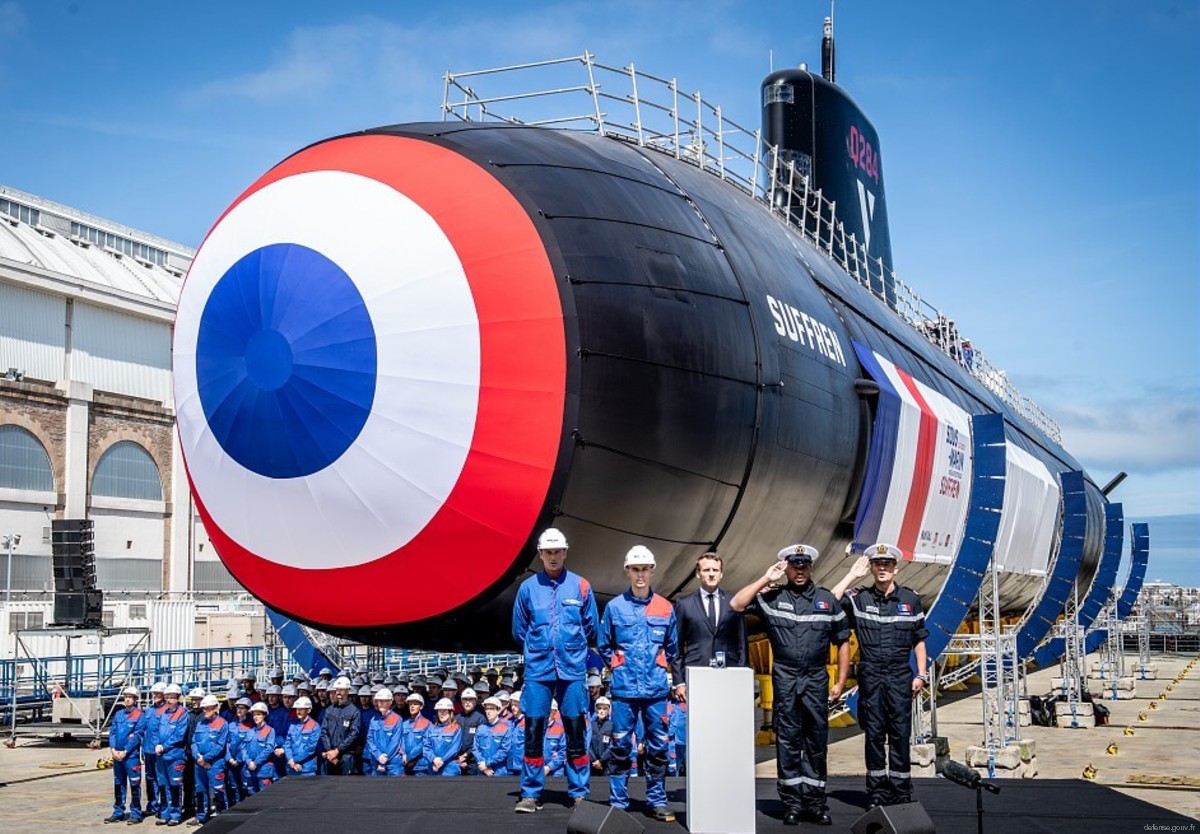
[443, 52, 1061, 444]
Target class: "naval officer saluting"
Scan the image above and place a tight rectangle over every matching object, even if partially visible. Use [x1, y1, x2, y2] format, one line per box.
[731, 544, 849, 826]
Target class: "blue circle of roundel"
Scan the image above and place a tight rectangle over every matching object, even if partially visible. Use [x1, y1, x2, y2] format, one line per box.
[196, 243, 377, 479]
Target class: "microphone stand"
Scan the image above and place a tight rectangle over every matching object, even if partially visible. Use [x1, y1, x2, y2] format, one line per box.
[975, 778, 1000, 834]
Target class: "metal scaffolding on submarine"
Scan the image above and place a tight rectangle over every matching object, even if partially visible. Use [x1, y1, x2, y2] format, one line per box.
[172, 46, 1147, 665]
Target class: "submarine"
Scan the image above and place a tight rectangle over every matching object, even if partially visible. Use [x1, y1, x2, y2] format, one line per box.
[173, 25, 1121, 654]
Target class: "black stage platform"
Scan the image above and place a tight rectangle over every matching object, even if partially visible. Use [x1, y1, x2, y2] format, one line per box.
[199, 775, 1192, 833]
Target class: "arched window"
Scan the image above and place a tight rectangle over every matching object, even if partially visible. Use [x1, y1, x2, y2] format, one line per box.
[93, 441, 162, 501]
[0, 425, 54, 491]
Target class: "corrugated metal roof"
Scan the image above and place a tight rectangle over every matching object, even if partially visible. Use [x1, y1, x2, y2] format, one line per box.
[0, 184, 193, 306]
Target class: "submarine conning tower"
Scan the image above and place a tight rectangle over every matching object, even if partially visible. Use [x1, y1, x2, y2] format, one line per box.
[761, 66, 894, 300]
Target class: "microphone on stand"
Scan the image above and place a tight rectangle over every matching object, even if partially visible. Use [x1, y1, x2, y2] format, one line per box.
[942, 759, 1001, 794]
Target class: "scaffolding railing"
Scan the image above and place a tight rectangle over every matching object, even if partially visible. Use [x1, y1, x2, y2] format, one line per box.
[442, 52, 1061, 444]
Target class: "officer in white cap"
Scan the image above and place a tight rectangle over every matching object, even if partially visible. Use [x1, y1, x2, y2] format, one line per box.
[731, 544, 849, 826]
[597, 545, 679, 823]
[511, 527, 599, 811]
[833, 542, 928, 810]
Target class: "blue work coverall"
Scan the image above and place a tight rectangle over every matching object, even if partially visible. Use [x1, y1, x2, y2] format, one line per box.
[423, 720, 463, 776]
[190, 715, 229, 822]
[242, 722, 278, 794]
[284, 716, 322, 776]
[598, 589, 679, 810]
[156, 704, 191, 823]
[402, 714, 432, 775]
[224, 718, 253, 807]
[512, 569, 599, 800]
[365, 710, 404, 776]
[472, 717, 513, 776]
[109, 704, 145, 820]
[142, 700, 168, 817]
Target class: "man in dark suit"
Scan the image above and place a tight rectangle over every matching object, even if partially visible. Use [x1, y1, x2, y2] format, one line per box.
[670, 552, 749, 703]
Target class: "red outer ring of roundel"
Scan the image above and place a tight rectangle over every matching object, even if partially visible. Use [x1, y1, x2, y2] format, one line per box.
[183, 134, 566, 628]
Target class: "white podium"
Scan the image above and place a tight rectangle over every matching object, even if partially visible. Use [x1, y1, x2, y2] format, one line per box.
[685, 666, 757, 833]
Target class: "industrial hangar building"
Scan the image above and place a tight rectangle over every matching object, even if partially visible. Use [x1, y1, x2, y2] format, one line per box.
[0, 184, 253, 649]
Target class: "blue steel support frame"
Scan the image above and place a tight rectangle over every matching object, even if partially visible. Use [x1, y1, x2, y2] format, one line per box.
[1034, 502, 1124, 667]
[923, 412, 1007, 661]
[1016, 471, 1086, 659]
[265, 608, 340, 679]
[1083, 521, 1150, 654]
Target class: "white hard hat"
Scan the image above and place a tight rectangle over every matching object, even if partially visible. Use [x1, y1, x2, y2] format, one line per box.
[188, 687, 206, 699]
[483, 697, 502, 708]
[510, 690, 522, 701]
[250, 702, 268, 714]
[200, 694, 218, 708]
[333, 677, 352, 689]
[596, 696, 611, 706]
[537, 528, 569, 550]
[406, 693, 425, 704]
[164, 684, 182, 695]
[374, 688, 393, 702]
[122, 686, 139, 697]
[434, 698, 455, 711]
[867, 542, 902, 562]
[624, 545, 656, 567]
[294, 697, 312, 710]
[460, 688, 477, 700]
[150, 682, 166, 694]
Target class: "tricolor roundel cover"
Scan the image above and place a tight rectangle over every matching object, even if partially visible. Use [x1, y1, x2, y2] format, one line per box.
[173, 134, 566, 628]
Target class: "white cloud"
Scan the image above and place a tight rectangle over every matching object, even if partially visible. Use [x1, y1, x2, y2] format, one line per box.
[1058, 397, 1200, 474]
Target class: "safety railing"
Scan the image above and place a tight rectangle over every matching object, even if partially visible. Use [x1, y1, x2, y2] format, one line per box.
[443, 52, 1061, 444]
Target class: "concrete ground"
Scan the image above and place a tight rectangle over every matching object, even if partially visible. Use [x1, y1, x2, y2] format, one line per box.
[755, 650, 1200, 820]
[1, 651, 1196, 833]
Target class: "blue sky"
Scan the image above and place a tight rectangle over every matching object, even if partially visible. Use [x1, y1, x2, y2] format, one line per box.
[1, 1, 1196, 584]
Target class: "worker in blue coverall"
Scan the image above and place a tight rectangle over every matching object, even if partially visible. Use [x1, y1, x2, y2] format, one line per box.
[511, 527, 599, 812]
[425, 698, 463, 776]
[105, 686, 145, 824]
[402, 693, 433, 775]
[263, 685, 289, 779]
[284, 697, 322, 776]
[224, 699, 252, 808]
[598, 545, 680, 824]
[242, 703, 278, 795]
[473, 696, 513, 776]
[154, 684, 190, 825]
[506, 692, 526, 775]
[189, 695, 229, 825]
[542, 701, 566, 776]
[364, 689, 405, 776]
[141, 682, 168, 819]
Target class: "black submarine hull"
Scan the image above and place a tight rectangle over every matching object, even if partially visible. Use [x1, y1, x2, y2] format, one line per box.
[175, 123, 1105, 649]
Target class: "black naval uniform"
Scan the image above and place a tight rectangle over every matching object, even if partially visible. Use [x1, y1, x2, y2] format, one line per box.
[842, 583, 928, 804]
[747, 581, 849, 816]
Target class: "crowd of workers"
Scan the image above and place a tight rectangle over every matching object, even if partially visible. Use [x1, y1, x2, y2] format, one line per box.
[106, 530, 927, 829]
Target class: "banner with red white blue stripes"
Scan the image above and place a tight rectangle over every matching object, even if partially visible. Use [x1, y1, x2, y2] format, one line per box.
[852, 342, 973, 562]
